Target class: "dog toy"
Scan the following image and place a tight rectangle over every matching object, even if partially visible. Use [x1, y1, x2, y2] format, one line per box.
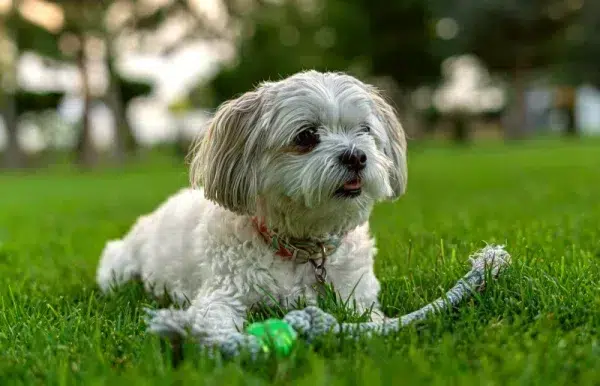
[245, 319, 298, 357]
[148, 244, 511, 361]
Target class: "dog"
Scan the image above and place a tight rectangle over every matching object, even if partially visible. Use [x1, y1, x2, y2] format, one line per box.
[96, 70, 407, 344]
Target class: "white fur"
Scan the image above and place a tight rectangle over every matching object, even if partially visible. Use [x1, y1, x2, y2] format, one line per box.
[96, 70, 407, 341]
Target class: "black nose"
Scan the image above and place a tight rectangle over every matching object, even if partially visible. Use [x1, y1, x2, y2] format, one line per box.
[339, 148, 367, 171]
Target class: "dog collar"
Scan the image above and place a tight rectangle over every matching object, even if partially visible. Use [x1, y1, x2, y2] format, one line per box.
[252, 216, 342, 264]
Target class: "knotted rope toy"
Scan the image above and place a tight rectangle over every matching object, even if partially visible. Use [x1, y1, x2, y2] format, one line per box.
[146, 245, 511, 362]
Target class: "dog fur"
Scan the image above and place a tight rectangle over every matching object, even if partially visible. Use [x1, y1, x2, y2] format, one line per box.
[96, 70, 407, 342]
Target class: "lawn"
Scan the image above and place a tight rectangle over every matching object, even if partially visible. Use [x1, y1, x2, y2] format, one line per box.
[1, 139, 599, 385]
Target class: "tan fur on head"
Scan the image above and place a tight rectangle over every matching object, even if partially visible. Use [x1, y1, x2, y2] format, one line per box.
[364, 85, 408, 200]
[188, 70, 408, 231]
[189, 90, 267, 215]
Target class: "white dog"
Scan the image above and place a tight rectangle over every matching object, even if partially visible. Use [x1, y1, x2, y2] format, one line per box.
[96, 70, 407, 342]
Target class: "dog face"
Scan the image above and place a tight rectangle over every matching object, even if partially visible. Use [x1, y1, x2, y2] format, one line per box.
[190, 71, 407, 233]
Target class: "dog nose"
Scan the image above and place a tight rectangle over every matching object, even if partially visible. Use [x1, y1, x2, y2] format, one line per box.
[339, 148, 367, 171]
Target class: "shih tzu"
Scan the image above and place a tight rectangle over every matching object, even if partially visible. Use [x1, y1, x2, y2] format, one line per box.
[96, 70, 407, 343]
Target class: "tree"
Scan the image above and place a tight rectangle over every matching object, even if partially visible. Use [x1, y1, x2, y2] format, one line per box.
[357, 0, 442, 90]
[51, 0, 100, 166]
[50, 0, 226, 166]
[437, 0, 581, 138]
[0, 1, 64, 168]
[553, 0, 600, 136]
[201, 0, 442, 110]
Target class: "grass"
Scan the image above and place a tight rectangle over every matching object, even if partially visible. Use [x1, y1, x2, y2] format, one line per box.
[1, 138, 600, 385]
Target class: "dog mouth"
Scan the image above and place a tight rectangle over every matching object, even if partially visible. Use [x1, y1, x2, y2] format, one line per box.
[335, 176, 363, 198]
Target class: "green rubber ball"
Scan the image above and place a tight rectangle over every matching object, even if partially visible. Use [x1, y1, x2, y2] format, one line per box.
[246, 319, 298, 357]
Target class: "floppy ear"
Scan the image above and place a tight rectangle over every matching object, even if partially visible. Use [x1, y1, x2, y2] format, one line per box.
[367, 86, 408, 200]
[188, 90, 266, 215]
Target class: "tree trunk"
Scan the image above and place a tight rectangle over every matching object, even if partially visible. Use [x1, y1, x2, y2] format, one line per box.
[397, 90, 426, 140]
[1, 92, 26, 169]
[503, 67, 528, 140]
[1, 2, 25, 169]
[558, 86, 577, 137]
[75, 36, 96, 167]
[106, 67, 128, 164]
[451, 112, 470, 143]
[105, 41, 137, 164]
[564, 107, 577, 136]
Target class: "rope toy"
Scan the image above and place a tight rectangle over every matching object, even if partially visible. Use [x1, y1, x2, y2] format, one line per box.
[146, 244, 511, 361]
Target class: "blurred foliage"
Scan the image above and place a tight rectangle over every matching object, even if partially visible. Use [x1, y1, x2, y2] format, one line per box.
[190, 0, 600, 141]
[117, 77, 153, 106]
[2, 0, 600, 166]
[15, 91, 63, 116]
[1, 15, 66, 117]
[199, 0, 443, 107]
[8, 13, 62, 60]
[441, 0, 581, 74]
[556, 0, 600, 87]
[427, 0, 590, 137]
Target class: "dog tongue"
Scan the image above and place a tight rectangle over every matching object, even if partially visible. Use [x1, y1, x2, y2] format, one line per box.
[344, 178, 362, 190]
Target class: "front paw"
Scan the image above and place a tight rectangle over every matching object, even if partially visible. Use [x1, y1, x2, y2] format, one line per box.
[144, 308, 192, 339]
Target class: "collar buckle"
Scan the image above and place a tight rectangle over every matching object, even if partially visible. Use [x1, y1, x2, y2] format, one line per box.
[309, 243, 327, 284]
[252, 216, 339, 283]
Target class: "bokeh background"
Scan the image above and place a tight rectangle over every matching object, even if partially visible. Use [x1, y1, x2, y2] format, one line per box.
[0, 0, 599, 169]
[2, 2, 600, 383]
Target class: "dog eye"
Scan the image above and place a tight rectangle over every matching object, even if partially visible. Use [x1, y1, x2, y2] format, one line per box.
[360, 124, 371, 133]
[294, 125, 320, 148]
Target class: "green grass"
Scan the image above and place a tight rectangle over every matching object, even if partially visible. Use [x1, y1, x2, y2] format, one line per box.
[1, 139, 600, 385]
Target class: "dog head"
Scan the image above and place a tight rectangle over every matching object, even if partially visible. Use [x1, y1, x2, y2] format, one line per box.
[189, 70, 407, 236]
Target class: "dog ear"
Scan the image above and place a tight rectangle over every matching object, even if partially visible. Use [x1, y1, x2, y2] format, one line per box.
[188, 90, 266, 215]
[367, 86, 408, 200]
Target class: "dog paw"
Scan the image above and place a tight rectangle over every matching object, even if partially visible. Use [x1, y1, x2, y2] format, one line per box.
[144, 308, 192, 339]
